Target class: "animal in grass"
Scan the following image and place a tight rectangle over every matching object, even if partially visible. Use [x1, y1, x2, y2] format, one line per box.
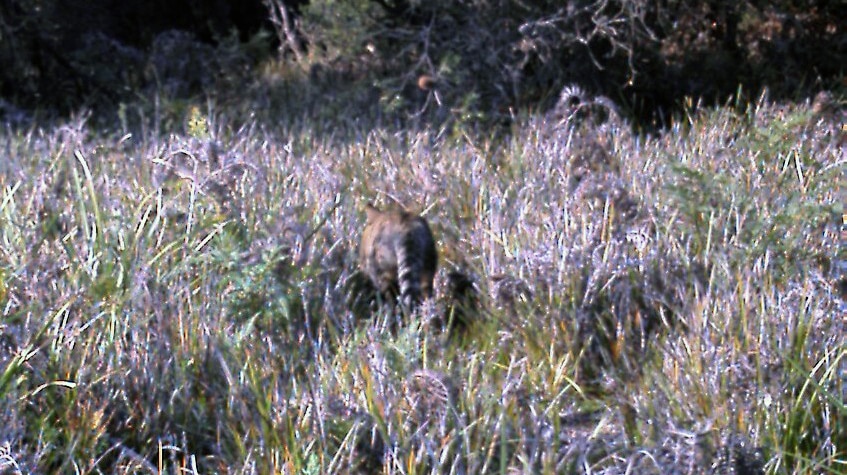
[359, 203, 437, 310]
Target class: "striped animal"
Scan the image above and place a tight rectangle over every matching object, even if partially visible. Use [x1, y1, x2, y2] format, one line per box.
[359, 203, 437, 310]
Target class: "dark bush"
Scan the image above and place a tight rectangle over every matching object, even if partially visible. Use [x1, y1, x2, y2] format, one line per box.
[294, 0, 846, 126]
[0, 0, 272, 113]
[0, 0, 844, 125]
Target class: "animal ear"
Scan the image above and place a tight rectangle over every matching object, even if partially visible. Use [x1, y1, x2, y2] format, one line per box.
[365, 202, 381, 221]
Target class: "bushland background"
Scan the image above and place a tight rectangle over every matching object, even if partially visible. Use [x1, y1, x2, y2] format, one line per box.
[0, 1, 844, 474]
[2, 0, 845, 125]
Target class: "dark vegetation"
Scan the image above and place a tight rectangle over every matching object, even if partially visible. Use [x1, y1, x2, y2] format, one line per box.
[1, 0, 845, 127]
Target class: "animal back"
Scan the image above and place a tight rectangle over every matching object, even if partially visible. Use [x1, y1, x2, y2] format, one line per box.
[359, 205, 437, 309]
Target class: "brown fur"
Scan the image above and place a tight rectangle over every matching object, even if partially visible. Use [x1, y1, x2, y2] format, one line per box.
[359, 203, 437, 309]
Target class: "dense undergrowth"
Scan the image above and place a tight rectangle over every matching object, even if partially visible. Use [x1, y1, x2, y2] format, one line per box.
[0, 88, 844, 474]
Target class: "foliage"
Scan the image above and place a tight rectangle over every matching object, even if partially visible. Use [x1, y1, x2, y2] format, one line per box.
[1, 0, 845, 128]
[0, 86, 843, 473]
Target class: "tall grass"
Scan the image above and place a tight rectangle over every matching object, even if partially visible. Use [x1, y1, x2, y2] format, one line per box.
[0, 91, 843, 474]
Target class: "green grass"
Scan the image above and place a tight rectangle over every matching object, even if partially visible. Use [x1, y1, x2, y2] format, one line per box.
[0, 90, 843, 474]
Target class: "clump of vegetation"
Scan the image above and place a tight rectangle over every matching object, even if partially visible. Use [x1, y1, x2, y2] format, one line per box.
[0, 81, 842, 473]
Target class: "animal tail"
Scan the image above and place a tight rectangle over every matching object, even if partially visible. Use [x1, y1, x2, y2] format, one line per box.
[397, 234, 422, 309]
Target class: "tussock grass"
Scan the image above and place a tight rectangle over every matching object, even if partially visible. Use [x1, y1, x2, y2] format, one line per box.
[0, 92, 843, 474]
